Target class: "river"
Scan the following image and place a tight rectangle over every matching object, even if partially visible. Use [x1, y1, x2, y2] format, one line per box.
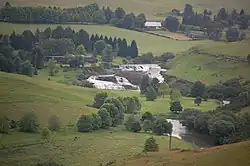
[167, 119, 214, 148]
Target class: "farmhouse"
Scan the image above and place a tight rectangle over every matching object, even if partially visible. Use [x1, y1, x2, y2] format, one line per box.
[144, 21, 162, 30]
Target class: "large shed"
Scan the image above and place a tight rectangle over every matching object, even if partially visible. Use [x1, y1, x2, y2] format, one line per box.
[144, 21, 162, 30]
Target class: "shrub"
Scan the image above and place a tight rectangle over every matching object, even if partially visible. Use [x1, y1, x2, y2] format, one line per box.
[125, 115, 141, 132]
[92, 92, 108, 108]
[142, 120, 153, 132]
[48, 115, 60, 131]
[153, 118, 173, 135]
[101, 103, 124, 126]
[41, 128, 50, 140]
[91, 113, 102, 130]
[97, 108, 111, 129]
[170, 101, 183, 114]
[141, 112, 154, 122]
[144, 136, 159, 152]
[19, 112, 39, 133]
[194, 96, 202, 106]
[145, 86, 157, 101]
[77, 115, 94, 132]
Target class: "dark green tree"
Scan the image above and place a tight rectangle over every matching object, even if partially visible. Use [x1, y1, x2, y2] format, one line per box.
[153, 118, 173, 135]
[125, 115, 141, 132]
[19, 112, 39, 133]
[130, 40, 138, 58]
[101, 103, 123, 126]
[97, 108, 111, 129]
[141, 111, 154, 122]
[191, 81, 206, 97]
[94, 40, 106, 54]
[92, 92, 108, 108]
[170, 101, 183, 114]
[144, 137, 159, 152]
[114, 7, 126, 19]
[142, 119, 154, 132]
[93, 10, 107, 24]
[164, 16, 179, 32]
[20, 60, 34, 77]
[77, 114, 94, 132]
[145, 86, 157, 101]
[91, 113, 102, 130]
[140, 75, 150, 94]
[194, 96, 202, 106]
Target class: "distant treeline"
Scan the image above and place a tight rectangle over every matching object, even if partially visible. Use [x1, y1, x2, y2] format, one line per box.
[0, 25, 139, 76]
[0, 2, 146, 30]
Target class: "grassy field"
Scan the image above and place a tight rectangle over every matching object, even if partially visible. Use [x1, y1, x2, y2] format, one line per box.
[119, 140, 250, 166]
[2, 0, 250, 20]
[0, 72, 218, 125]
[0, 22, 211, 55]
[0, 128, 192, 166]
[167, 53, 250, 84]
[194, 39, 250, 57]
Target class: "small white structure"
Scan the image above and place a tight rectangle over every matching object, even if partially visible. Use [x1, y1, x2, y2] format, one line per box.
[144, 21, 162, 30]
[222, 100, 231, 106]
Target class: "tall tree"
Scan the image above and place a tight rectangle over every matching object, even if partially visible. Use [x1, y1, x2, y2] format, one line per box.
[115, 7, 126, 19]
[130, 40, 138, 58]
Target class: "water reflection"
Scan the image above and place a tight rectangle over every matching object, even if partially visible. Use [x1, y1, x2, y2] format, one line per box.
[167, 119, 214, 148]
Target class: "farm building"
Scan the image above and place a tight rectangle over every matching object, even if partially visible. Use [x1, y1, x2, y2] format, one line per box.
[144, 21, 162, 30]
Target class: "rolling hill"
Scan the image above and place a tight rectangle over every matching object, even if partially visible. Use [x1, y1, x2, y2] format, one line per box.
[119, 140, 250, 166]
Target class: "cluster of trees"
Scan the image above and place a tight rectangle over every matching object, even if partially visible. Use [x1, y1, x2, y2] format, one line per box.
[180, 108, 250, 145]
[124, 111, 173, 136]
[0, 26, 139, 76]
[0, 2, 146, 30]
[76, 92, 142, 132]
[164, 4, 249, 41]
[0, 112, 61, 138]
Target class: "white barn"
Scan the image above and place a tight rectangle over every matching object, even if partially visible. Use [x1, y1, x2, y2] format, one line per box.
[144, 21, 162, 30]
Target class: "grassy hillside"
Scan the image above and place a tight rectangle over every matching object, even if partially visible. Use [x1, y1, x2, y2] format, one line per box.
[0, 72, 218, 125]
[2, 0, 250, 19]
[119, 140, 250, 166]
[0, 22, 211, 55]
[167, 53, 250, 84]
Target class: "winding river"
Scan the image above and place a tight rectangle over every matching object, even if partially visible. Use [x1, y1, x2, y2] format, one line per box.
[167, 119, 214, 148]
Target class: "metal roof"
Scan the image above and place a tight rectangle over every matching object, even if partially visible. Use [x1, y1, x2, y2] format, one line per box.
[144, 21, 162, 27]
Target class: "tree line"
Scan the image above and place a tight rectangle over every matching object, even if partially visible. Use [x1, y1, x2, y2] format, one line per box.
[163, 4, 249, 42]
[0, 26, 139, 77]
[0, 2, 146, 30]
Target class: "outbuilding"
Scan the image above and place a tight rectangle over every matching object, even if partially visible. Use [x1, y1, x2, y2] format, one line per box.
[144, 21, 162, 30]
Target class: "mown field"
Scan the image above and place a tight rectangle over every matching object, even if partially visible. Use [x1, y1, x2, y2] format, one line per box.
[0, 22, 211, 55]
[2, 0, 250, 19]
[119, 140, 250, 166]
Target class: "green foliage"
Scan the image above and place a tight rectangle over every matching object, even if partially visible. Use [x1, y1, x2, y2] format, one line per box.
[153, 118, 173, 135]
[145, 86, 157, 101]
[66, 55, 84, 68]
[41, 128, 50, 140]
[48, 115, 60, 131]
[47, 59, 59, 76]
[102, 44, 113, 63]
[125, 115, 141, 132]
[92, 92, 108, 108]
[93, 10, 107, 24]
[75, 44, 87, 55]
[0, 117, 9, 134]
[170, 89, 182, 102]
[194, 96, 202, 106]
[77, 114, 94, 132]
[180, 108, 201, 130]
[158, 82, 170, 98]
[191, 81, 206, 98]
[94, 40, 106, 54]
[101, 103, 123, 126]
[164, 16, 180, 32]
[144, 136, 159, 152]
[142, 120, 153, 132]
[170, 101, 183, 114]
[118, 96, 141, 114]
[91, 113, 102, 130]
[20, 60, 34, 77]
[97, 108, 111, 129]
[140, 75, 150, 94]
[19, 112, 39, 133]
[141, 112, 154, 122]
[105, 97, 125, 113]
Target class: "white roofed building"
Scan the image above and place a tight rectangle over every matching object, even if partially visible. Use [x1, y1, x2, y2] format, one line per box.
[144, 21, 162, 30]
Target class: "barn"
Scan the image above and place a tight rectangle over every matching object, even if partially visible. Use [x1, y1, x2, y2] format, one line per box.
[144, 21, 162, 30]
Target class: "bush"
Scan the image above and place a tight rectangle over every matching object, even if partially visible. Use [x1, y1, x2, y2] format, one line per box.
[141, 112, 154, 122]
[92, 92, 108, 108]
[142, 120, 153, 132]
[125, 115, 141, 132]
[19, 112, 39, 133]
[145, 86, 157, 101]
[48, 115, 60, 131]
[77, 114, 94, 132]
[91, 113, 102, 130]
[170, 101, 183, 114]
[153, 118, 173, 135]
[194, 96, 202, 106]
[144, 136, 159, 152]
[101, 103, 124, 126]
[97, 108, 111, 129]
[41, 128, 50, 140]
